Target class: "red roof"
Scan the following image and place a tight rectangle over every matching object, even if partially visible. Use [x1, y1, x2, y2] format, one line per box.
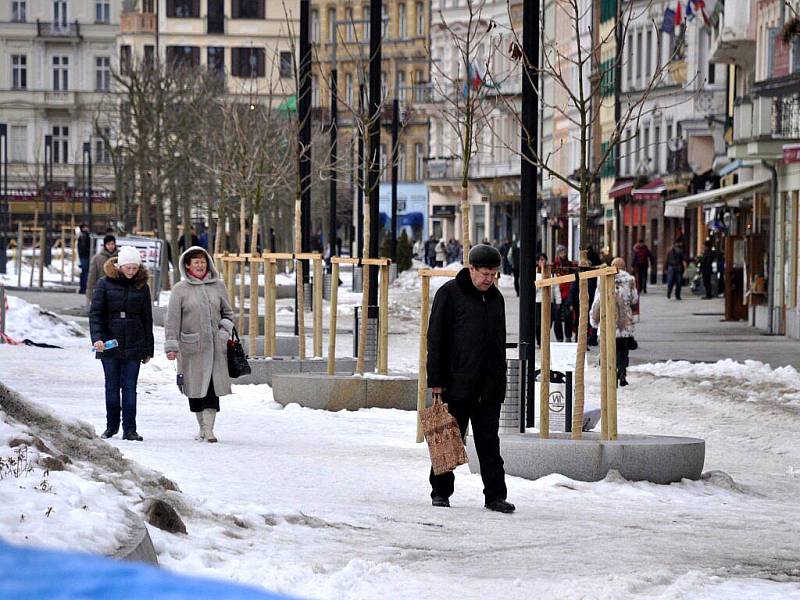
[608, 179, 634, 198]
[632, 178, 666, 200]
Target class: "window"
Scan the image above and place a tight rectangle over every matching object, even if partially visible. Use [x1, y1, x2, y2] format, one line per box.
[643, 126, 650, 166]
[144, 45, 155, 67]
[328, 8, 337, 42]
[363, 7, 370, 38]
[381, 70, 388, 100]
[645, 29, 652, 80]
[382, 3, 389, 37]
[626, 34, 633, 85]
[232, 0, 265, 19]
[12, 1, 26, 22]
[397, 143, 406, 180]
[95, 128, 111, 164]
[708, 63, 715, 85]
[635, 31, 642, 83]
[398, 4, 407, 39]
[167, 0, 200, 18]
[346, 73, 353, 106]
[167, 46, 201, 69]
[311, 75, 319, 107]
[53, 0, 68, 29]
[95, 0, 110, 23]
[380, 143, 387, 171]
[95, 57, 111, 91]
[345, 7, 354, 41]
[415, 142, 424, 180]
[10, 125, 27, 162]
[52, 126, 69, 164]
[231, 47, 264, 77]
[143, 0, 154, 12]
[416, 2, 424, 36]
[12, 55, 27, 90]
[311, 9, 320, 43]
[396, 70, 406, 100]
[120, 45, 132, 71]
[52, 56, 69, 91]
[654, 125, 661, 173]
[624, 129, 631, 175]
[279, 51, 293, 78]
[207, 46, 225, 77]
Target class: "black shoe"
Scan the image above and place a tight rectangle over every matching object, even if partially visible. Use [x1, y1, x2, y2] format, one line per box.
[485, 499, 515, 513]
[619, 377, 629, 387]
[431, 496, 450, 508]
[100, 428, 118, 439]
[122, 431, 143, 441]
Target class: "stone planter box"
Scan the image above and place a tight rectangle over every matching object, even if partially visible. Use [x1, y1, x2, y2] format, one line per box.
[272, 372, 417, 411]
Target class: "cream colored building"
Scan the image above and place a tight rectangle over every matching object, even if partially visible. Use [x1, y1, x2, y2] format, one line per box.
[118, 0, 298, 102]
[0, 0, 118, 224]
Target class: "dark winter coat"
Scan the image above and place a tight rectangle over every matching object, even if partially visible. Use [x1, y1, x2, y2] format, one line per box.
[666, 246, 685, 271]
[427, 268, 507, 403]
[90, 259, 154, 361]
[77, 231, 91, 260]
[87, 247, 118, 301]
[632, 243, 653, 268]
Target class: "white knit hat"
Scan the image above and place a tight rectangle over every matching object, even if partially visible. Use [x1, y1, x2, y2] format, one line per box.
[117, 246, 141, 267]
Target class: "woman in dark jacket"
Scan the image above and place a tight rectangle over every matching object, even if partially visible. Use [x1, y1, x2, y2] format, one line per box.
[90, 246, 154, 441]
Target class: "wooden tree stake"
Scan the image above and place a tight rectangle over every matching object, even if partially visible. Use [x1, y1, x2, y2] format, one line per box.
[573, 276, 589, 439]
[416, 274, 431, 443]
[249, 258, 260, 357]
[378, 263, 390, 375]
[539, 285, 551, 439]
[313, 258, 323, 358]
[605, 272, 619, 440]
[327, 261, 340, 375]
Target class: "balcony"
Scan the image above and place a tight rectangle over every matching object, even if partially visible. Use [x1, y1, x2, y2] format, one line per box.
[120, 12, 157, 34]
[426, 155, 521, 181]
[426, 157, 462, 180]
[709, 0, 756, 65]
[36, 20, 82, 40]
[44, 91, 77, 108]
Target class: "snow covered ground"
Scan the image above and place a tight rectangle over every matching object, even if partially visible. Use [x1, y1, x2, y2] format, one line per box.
[1, 295, 800, 598]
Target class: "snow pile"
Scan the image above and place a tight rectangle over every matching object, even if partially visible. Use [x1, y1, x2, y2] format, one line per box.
[630, 359, 800, 405]
[3, 295, 87, 343]
[0, 411, 131, 556]
[0, 249, 77, 288]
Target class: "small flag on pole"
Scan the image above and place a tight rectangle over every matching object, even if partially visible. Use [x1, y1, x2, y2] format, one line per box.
[674, 1, 683, 26]
[662, 7, 676, 33]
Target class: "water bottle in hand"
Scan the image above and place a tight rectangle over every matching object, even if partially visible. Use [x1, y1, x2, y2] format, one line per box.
[92, 339, 119, 352]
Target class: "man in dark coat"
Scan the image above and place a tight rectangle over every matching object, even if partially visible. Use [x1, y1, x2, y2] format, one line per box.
[77, 223, 91, 294]
[666, 241, 686, 300]
[426, 244, 515, 513]
[699, 241, 715, 299]
[632, 239, 653, 294]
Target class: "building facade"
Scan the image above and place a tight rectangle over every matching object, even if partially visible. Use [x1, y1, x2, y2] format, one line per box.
[1, 0, 118, 228]
[312, 0, 430, 249]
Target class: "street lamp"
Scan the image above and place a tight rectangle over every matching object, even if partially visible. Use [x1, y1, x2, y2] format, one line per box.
[43, 134, 53, 266]
[83, 142, 92, 229]
[0, 124, 8, 274]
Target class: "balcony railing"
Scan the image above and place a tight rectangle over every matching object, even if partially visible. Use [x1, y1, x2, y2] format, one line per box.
[732, 96, 774, 142]
[120, 12, 156, 34]
[773, 93, 800, 139]
[426, 155, 522, 180]
[36, 19, 82, 39]
[709, 0, 756, 64]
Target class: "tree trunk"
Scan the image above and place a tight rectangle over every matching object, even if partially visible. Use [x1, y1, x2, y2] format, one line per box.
[573, 252, 589, 439]
[356, 192, 371, 374]
[168, 182, 180, 283]
[294, 194, 305, 360]
[460, 183, 471, 264]
[214, 206, 225, 255]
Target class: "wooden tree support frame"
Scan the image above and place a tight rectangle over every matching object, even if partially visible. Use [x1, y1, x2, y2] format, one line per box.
[19, 226, 46, 288]
[327, 257, 360, 375]
[416, 269, 461, 443]
[535, 266, 618, 440]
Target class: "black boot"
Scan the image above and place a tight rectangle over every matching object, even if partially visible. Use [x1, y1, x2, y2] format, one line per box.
[485, 499, 516, 513]
[431, 496, 450, 508]
[100, 428, 118, 439]
[122, 431, 143, 441]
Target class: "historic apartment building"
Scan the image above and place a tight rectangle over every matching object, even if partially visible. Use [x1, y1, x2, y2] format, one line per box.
[311, 0, 431, 245]
[0, 0, 118, 226]
[117, 0, 298, 102]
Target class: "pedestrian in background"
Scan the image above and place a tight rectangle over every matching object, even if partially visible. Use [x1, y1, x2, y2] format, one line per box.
[590, 257, 638, 387]
[435, 238, 447, 267]
[77, 223, 91, 295]
[632, 239, 653, 294]
[165, 247, 235, 443]
[553, 245, 574, 342]
[699, 240, 715, 299]
[87, 234, 117, 303]
[90, 246, 154, 441]
[426, 244, 514, 513]
[666, 240, 686, 300]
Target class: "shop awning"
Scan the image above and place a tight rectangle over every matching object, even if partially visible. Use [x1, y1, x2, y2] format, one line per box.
[608, 178, 634, 198]
[631, 178, 666, 200]
[663, 177, 771, 218]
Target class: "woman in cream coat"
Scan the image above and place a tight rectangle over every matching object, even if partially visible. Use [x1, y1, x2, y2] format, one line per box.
[165, 247, 234, 442]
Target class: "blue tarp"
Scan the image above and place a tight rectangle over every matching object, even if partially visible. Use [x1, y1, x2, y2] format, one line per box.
[0, 540, 295, 600]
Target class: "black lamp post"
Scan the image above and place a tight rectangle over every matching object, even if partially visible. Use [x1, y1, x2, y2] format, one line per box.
[367, 0, 381, 312]
[519, 0, 539, 428]
[43, 134, 54, 266]
[328, 67, 338, 267]
[83, 142, 92, 229]
[0, 124, 8, 274]
[390, 98, 399, 261]
[295, 0, 311, 335]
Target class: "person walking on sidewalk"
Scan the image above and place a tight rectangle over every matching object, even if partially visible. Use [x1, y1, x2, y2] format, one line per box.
[90, 246, 154, 441]
[77, 223, 91, 295]
[699, 240, 715, 299]
[590, 257, 639, 387]
[87, 234, 117, 303]
[632, 239, 653, 294]
[426, 244, 515, 513]
[665, 241, 686, 300]
[164, 247, 235, 443]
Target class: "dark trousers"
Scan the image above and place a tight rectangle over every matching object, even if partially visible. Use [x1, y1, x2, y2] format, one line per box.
[616, 338, 630, 383]
[101, 358, 141, 434]
[636, 265, 648, 293]
[189, 379, 220, 413]
[429, 395, 507, 503]
[667, 267, 683, 299]
[512, 268, 519, 297]
[553, 303, 573, 342]
[702, 270, 713, 298]
[79, 257, 90, 294]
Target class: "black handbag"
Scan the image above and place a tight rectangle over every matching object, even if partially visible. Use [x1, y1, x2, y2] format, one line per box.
[226, 327, 251, 378]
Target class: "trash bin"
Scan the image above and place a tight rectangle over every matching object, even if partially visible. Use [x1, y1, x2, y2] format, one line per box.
[353, 306, 378, 362]
[533, 369, 573, 433]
